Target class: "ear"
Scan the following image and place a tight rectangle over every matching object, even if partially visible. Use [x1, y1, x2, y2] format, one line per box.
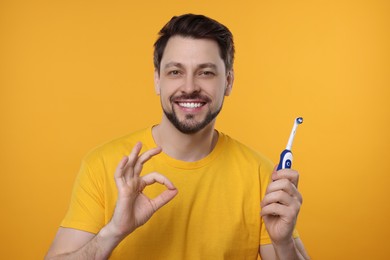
[154, 70, 161, 95]
[224, 70, 234, 96]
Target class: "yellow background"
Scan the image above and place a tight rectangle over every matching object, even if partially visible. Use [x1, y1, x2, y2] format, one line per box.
[1, 0, 389, 259]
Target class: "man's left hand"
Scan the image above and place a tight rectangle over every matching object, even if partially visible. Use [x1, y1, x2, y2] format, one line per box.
[260, 167, 302, 245]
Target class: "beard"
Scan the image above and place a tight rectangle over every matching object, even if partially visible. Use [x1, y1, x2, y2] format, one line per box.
[162, 94, 223, 134]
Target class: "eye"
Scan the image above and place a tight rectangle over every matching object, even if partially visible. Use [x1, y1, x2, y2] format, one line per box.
[167, 70, 182, 77]
[199, 71, 216, 77]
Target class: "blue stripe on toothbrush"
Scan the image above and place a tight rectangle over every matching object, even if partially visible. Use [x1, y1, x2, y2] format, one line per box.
[277, 149, 293, 170]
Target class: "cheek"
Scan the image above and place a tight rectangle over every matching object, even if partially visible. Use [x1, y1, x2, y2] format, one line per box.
[212, 86, 228, 102]
[215, 93, 225, 106]
[159, 87, 176, 109]
[159, 80, 183, 96]
[160, 91, 171, 104]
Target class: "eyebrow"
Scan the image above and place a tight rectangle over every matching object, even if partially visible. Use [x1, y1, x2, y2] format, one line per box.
[163, 62, 183, 69]
[198, 63, 217, 70]
[163, 62, 217, 70]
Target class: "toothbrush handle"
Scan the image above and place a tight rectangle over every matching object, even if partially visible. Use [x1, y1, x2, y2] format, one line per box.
[277, 149, 293, 170]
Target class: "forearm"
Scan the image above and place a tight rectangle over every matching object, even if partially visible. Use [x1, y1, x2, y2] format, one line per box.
[273, 238, 309, 260]
[47, 224, 124, 260]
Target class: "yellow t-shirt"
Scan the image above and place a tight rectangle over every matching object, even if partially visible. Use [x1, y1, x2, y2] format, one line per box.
[61, 127, 297, 259]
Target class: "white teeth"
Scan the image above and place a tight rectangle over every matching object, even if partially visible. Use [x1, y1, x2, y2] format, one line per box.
[178, 102, 203, 108]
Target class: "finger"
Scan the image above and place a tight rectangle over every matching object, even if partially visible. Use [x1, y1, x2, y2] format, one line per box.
[272, 168, 299, 188]
[127, 142, 143, 168]
[141, 172, 176, 190]
[260, 199, 300, 221]
[266, 178, 298, 197]
[272, 164, 278, 174]
[141, 172, 178, 211]
[150, 189, 178, 212]
[114, 156, 130, 180]
[261, 199, 301, 223]
[261, 201, 299, 220]
[262, 182, 303, 213]
[260, 202, 286, 217]
[133, 147, 162, 176]
[261, 190, 294, 208]
[121, 142, 143, 181]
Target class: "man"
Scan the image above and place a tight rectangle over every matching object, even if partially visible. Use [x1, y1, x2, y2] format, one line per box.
[46, 14, 309, 259]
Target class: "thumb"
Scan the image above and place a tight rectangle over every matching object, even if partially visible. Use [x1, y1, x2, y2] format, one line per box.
[271, 165, 278, 181]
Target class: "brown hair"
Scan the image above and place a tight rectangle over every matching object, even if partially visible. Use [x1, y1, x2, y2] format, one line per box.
[153, 14, 235, 74]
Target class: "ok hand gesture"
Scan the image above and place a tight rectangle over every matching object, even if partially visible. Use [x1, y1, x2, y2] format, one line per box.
[108, 142, 178, 239]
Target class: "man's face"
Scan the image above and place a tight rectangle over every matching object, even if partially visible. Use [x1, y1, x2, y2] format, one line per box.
[154, 36, 233, 134]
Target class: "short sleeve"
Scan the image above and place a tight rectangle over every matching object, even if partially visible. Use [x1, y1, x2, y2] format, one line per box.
[60, 157, 105, 234]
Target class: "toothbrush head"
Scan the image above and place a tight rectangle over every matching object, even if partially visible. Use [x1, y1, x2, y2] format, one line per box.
[296, 117, 303, 124]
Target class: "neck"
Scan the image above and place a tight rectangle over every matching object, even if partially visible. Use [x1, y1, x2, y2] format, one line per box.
[152, 117, 218, 162]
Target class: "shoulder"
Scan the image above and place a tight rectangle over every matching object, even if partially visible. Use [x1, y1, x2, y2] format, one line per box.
[220, 132, 273, 163]
[218, 131, 274, 172]
[82, 127, 151, 167]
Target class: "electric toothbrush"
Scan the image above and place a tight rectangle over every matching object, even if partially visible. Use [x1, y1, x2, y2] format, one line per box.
[277, 117, 303, 170]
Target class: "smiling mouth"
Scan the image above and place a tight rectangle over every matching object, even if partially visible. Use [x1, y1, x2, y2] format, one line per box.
[177, 102, 205, 108]
[171, 93, 210, 110]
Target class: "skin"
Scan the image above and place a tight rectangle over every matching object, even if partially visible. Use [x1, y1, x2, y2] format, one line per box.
[45, 144, 178, 259]
[260, 168, 310, 259]
[45, 36, 309, 259]
[152, 36, 233, 162]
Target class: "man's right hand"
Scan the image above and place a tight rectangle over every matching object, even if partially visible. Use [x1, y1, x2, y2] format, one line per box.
[107, 142, 178, 239]
[45, 142, 177, 259]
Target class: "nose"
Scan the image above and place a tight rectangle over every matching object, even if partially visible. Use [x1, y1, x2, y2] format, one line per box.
[182, 75, 200, 93]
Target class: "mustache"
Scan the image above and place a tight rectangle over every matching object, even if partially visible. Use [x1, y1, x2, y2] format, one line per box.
[170, 93, 211, 102]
